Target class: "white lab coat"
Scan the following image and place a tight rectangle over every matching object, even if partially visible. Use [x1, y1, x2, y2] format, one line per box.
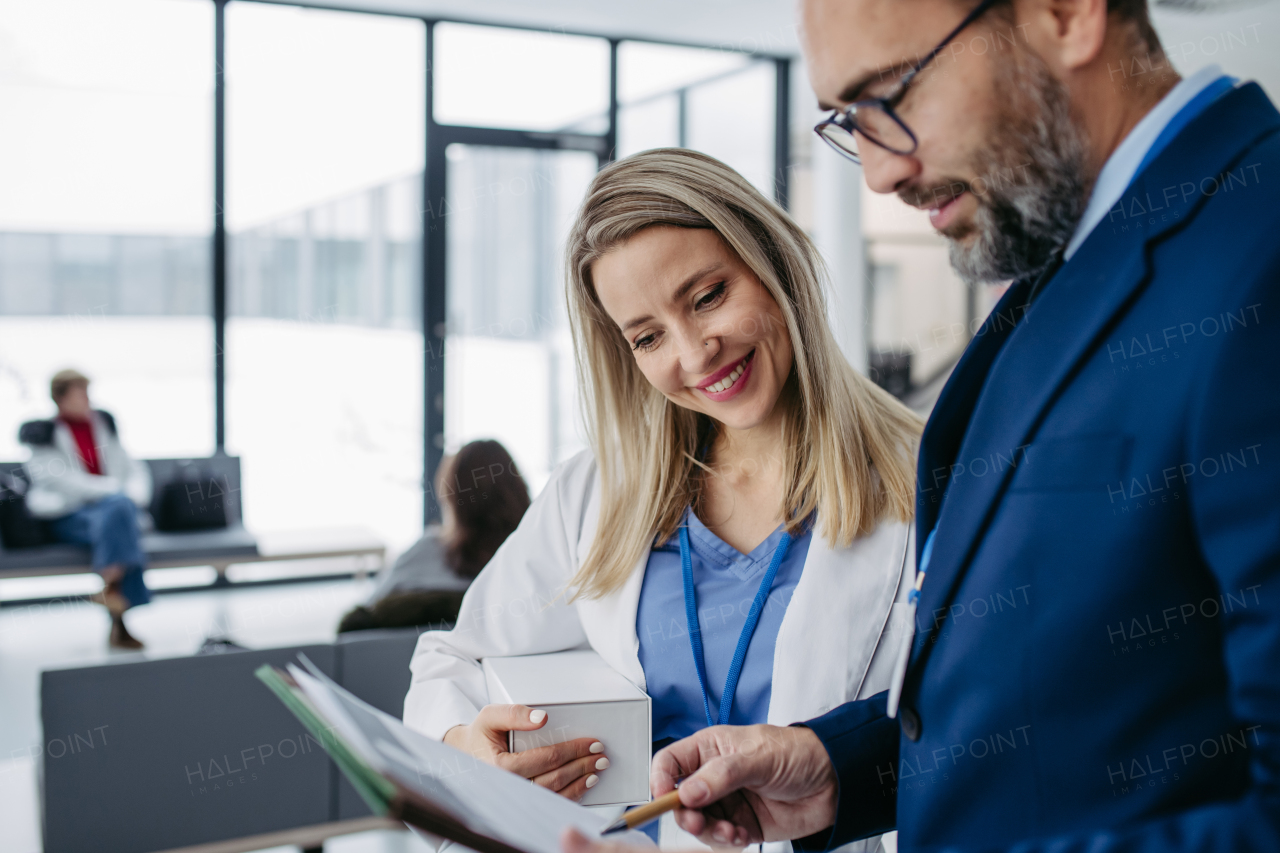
[405, 448, 914, 853]
[21, 412, 152, 519]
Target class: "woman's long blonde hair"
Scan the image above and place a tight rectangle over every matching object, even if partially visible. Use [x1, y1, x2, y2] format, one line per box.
[565, 148, 921, 600]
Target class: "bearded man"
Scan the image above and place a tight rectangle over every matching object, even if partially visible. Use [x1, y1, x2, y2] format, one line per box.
[564, 1, 1280, 851]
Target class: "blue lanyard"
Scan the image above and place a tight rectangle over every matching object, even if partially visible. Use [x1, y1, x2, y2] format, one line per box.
[679, 522, 792, 728]
[908, 527, 937, 606]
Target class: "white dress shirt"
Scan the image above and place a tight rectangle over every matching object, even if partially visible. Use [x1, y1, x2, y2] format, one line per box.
[1064, 64, 1228, 261]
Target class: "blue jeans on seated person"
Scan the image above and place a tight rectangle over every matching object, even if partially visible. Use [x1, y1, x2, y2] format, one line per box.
[50, 493, 151, 610]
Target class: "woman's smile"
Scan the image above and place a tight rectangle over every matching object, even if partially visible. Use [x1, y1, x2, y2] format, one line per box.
[697, 349, 755, 401]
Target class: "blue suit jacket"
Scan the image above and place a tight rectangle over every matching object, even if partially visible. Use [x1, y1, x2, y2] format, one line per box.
[799, 81, 1280, 852]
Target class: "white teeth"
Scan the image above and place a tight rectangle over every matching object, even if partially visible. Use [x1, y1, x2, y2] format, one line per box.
[706, 355, 749, 395]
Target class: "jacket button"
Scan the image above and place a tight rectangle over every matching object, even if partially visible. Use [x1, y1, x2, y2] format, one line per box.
[900, 707, 921, 741]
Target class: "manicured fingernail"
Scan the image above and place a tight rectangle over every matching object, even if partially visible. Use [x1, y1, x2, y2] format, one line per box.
[713, 828, 730, 843]
[529, 710, 546, 724]
[585, 774, 599, 788]
[595, 757, 610, 770]
[589, 741, 604, 753]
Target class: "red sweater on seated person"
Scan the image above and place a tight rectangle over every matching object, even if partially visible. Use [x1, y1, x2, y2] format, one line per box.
[61, 417, 102, 476]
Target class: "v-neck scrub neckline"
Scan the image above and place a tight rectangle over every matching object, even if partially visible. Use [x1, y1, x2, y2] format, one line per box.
[682, 503, 793, 581]
[636, 505, 815, 746]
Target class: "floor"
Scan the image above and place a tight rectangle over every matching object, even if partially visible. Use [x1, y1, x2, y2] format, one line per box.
[0, 564, 436, 853]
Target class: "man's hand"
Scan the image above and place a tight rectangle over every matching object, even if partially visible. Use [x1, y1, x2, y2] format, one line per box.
[655, 723, 838, 847]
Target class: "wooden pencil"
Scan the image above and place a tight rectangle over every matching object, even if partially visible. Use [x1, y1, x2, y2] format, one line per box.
[600, 788, 684, 835]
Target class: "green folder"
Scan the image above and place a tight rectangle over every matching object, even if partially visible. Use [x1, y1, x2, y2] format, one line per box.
[254, 664, 396, 814]
[254, 663, 529, 853]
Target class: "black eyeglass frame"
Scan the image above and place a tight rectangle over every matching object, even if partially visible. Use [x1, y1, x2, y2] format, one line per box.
[814, 0, 1002, 163]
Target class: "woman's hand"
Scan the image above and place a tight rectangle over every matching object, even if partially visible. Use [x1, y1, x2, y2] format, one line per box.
[443, 704, 609, 801]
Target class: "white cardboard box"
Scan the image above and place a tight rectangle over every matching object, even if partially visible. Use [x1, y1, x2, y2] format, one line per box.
[482, 649, 651, 807]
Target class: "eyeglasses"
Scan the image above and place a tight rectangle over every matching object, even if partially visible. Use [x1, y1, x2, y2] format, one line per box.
[814, 0, 1000, 164]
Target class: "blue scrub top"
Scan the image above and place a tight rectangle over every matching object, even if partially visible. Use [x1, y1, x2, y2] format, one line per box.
[636, 505, 813, 745]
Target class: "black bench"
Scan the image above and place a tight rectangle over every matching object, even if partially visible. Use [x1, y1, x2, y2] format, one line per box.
[0, 455, 259, 580]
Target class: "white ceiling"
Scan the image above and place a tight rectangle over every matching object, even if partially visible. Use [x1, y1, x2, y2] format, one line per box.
[277, 0, 1280, 94]
[261, 0, 802, 54]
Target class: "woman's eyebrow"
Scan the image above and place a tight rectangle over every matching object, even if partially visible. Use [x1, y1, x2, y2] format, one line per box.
[620, 263, 724, 333]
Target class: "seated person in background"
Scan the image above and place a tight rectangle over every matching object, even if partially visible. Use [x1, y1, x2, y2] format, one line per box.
[19, 369, 152, 649]
[339, 439, 530, 633]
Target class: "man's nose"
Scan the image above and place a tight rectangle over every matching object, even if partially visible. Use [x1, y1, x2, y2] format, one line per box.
[859, 139, 920, 196]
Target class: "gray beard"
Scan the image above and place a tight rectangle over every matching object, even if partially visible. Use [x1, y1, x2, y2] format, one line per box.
[947, 55, 1091, 285]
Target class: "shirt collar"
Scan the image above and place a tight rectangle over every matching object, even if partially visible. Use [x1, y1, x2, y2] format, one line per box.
[1063, 64, 1229, 261]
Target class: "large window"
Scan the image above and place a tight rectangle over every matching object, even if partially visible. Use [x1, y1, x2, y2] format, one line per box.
[443, 146, 597, 491]
[0, 0, 214, 460]
[618, 42, 778, 198]
[225, 3, 425, 552]
[434, 23, 610, 133]
[0, 2, 789, 554]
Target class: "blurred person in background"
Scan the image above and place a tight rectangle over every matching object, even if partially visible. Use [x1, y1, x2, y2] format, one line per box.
[19, 369, 152, 649]
[339, 439, 530, 633]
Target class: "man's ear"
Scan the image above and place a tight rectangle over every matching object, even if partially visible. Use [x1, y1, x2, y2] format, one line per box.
[1014, 0, 1109, 75]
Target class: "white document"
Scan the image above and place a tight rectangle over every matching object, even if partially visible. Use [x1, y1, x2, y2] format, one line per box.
[286, 658, 653, 853]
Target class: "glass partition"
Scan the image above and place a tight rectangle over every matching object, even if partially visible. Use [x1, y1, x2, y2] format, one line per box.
[225, 3, 425, 551]
[618, 42, 776, 197]
[0, 3, 787, 536]
[0, 0, 214, 461]
[444, 145, 598, 492]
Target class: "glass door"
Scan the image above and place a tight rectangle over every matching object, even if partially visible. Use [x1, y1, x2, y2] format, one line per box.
[443, 145, 598, 492]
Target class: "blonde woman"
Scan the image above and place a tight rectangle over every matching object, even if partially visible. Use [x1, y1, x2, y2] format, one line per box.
[405, 149, 920, 850]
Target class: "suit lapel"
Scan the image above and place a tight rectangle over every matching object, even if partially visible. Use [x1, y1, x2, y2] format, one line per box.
[916, 278, 1034, 547]
[769, 519, 909, 724]
[909, 82, 1280, 672]
[913, 245, 1146, 632]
